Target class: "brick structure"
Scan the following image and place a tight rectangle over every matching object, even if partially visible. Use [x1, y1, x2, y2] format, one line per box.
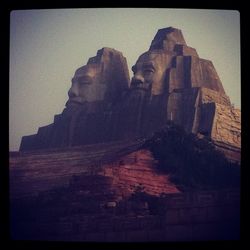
[10, 141, 240, 241]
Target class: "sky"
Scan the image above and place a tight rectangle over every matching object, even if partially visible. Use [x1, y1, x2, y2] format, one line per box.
[9, 8, 241, 151]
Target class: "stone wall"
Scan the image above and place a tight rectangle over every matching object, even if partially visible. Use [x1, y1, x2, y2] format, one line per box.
[102, 149, 180, 197]
[11, 185, 240, 241]
[10, 140, 145, 199]
[211, 104, 241, 148]
[202, 102, 241, 163]
[10, 143, 240, 241]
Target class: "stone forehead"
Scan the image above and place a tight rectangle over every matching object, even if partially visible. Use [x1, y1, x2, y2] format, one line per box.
[134, 50, 171, 69]
[136, 50, 169, 63]
[74, 64, 100, 77]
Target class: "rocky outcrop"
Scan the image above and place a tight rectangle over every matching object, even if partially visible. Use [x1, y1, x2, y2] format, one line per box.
[146, 27, 240, 161]
[165, 86, 240, 162]
[19, 27, 241, 163]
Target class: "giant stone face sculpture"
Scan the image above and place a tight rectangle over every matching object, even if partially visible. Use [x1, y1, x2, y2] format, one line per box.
[131, 51, 172, 95]
[20, 47, 130, 150]
[67, 64, 105, 105]
[66, 47, 130, 108]
[19, 27, 241, 162]
[126, 27, 240, 162]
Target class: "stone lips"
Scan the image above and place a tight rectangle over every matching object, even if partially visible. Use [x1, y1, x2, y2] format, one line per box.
[19, 27, 241, 163]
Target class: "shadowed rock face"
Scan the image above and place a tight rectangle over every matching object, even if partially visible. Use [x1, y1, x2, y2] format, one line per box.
[20, 48, 130, 150]
[19, 27, 241, 162]
[128, 27, 240, 161]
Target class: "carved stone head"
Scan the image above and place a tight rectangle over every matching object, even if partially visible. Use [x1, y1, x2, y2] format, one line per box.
[67, 64, 105, 105]
[67, 48, 130, 107]
[131, 50, 174, 96]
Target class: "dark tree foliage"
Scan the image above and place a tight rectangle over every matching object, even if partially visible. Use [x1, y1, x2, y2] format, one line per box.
[143, 121, 240, 190]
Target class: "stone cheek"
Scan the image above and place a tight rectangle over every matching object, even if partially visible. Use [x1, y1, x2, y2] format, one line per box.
[80, 83, 107, 102]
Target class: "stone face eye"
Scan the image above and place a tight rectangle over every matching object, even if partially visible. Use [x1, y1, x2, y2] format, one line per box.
[78, 76, 92, 85]
[144, 69, 154, 75]
[144, 69, 154, 73]
[79, 80, 91, 85]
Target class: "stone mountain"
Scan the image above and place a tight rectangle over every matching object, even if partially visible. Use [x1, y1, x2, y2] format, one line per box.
[19, 27, 241, 163]
[10, 27, 241, 241]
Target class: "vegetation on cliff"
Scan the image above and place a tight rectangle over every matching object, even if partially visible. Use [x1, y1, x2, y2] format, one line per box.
[144, 121, 240, 190]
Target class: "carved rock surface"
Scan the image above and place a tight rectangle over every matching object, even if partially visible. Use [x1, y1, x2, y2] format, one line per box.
[212, 105, 241, 146]
[86, 47, 130, 103]
[12, 27, 241, 242]
[20, 48, 130, 151]
[19, 27, 241, 163]
[149, 27, 187, 51]
[211, 104, 241, 162]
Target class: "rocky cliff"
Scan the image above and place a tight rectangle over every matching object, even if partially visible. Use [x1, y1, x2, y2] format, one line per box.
[20, 47, 130, 150]
[12, 27, 241, 241]
[19, 27, 241, 163]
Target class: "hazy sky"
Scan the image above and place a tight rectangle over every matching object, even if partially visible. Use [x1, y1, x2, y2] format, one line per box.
[9, 8, 240, 151]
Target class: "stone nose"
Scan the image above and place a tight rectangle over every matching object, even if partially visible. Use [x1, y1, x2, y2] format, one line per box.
[131, 74, 144, 86]
[68, 83, 79, 98]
